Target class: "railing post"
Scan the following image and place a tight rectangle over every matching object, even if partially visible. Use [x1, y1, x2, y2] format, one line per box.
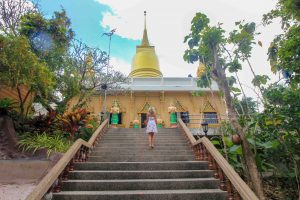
[53, 174, 63, 193]
[62, 163, 69, 181]
[207, 153, 214, 170]
[227, 179, 235, 200]
[69, 159, 74, 171]
[218, 166, 227, 191]
[194, 145, 200, 160]
[212, 159, 219, 179]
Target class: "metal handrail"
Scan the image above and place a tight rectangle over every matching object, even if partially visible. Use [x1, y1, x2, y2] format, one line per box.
[26, 119, 109, 200]
[178, 118, 259, 200]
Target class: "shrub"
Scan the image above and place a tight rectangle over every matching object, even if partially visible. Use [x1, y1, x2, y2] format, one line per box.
[19, 132, 71, 158]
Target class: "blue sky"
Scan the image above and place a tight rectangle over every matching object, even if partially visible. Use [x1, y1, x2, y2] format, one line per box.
[38, 0, 140, 63]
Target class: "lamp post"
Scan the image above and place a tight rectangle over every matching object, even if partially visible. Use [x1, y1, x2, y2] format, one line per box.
[100, 83, 107, 122]
[102, 29, 116, 74]
[201, 121, 208, 136]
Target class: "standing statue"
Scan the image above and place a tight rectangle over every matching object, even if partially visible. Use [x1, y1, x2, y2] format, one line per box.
[168, 104, 177, 128]
[110, 101, 120, 127]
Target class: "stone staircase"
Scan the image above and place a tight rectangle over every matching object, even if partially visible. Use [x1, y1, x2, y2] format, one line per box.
[53, 128, 227, 200]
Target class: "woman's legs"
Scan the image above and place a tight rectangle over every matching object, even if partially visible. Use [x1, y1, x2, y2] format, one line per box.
[148, 132, 154, 148]
[148, 133, 152, 147]
[150, 133, 154, 148]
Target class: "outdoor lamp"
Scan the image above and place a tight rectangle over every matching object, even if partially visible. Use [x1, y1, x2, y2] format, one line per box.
[201, 121, 208, 136]
[101, 83, 107, 90]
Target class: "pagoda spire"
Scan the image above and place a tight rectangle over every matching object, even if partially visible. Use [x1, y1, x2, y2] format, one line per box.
[141, 11, 150, 46]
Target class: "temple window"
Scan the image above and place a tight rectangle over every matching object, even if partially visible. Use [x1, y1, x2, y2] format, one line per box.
[203, 112, 218, 124]
[180, 112, 190, 124]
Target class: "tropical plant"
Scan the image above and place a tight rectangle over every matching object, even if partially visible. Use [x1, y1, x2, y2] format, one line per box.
[19, 131, 71, 158]
[58, 108, 90, 141]
[0, 97, 17, 115]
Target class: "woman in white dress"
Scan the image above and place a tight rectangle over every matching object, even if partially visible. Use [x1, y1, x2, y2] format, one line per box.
[146, 107, 158, 149]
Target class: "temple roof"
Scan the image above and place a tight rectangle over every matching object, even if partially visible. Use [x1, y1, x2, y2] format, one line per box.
[122, 77, 219, 92]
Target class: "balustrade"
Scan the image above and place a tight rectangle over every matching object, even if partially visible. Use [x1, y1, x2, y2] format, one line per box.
[25, 119, 109, 200]
[178, 118, 258, 200]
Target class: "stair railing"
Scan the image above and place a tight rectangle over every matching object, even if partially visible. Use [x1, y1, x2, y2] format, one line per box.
[178, 118, 259, 200]
[25, 119, 109, 200]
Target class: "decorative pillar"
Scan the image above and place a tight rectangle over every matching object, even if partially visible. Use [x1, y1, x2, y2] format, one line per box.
[168, 104, 177, 128]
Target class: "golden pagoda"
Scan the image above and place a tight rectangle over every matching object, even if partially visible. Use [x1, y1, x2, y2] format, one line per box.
[129, 11, 163, 77]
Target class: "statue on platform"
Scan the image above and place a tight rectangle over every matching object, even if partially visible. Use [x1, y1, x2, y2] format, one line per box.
[133, 118, 139, 128]
[168, 103, 177, 128]
[110, 101, 120, 126]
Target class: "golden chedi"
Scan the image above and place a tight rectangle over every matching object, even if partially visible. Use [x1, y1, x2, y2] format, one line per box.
[197, 62, 205, 77]
[129, 11, 162, 77]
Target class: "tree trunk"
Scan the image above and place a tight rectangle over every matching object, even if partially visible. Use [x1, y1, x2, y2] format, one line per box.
[16, 84, 25, 120]
[212, 50, 265, 199]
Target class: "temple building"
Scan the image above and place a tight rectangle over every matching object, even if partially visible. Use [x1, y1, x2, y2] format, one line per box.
[70, 12, 226, 133]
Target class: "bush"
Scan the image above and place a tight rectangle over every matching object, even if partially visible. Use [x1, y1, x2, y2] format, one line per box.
[19, 132, 71, 158]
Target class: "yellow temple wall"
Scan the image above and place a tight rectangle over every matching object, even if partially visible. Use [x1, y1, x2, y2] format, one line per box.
[68, 91, 226, 128]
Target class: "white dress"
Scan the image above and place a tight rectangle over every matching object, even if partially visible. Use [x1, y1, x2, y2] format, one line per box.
[146, 116, 158, 133]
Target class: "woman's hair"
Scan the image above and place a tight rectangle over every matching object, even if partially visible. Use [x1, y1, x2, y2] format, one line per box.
[148, 107, 155, 114]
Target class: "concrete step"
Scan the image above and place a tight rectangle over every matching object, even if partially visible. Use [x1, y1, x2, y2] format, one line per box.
[91, 149, 193, 155]
[101, 138, 187, 142]
[107, 132, 182, 135]
[61, 178, 220, 191]
[88, 155, 196, 162]
[93, 146, 192, 151]
[104, 133, 182, 136]
[107, 129, 180, 131]
[99, 139, 187, 145]
[74, 161, 209, 171]
[53, 189, 227, 200]
[96, 143, 190, 148]
[68, 170, 213, 180]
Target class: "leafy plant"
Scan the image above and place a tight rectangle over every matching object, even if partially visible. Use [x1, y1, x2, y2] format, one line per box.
[19, 132, 71, 158]
[0, 97, 17, 115]
[58, 108, 90, 141]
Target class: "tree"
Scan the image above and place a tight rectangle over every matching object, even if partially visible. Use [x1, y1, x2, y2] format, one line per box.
[67, 39, 127, 109]
[0, 35, 55, 119]
[17, 9, 76, 109]
[0, 0, 37, 36]
[261, 1, 300, 197]
[184, 13, 265, 199]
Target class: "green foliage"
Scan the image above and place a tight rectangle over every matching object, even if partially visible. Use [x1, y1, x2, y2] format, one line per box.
[210, 134, 244, 175]
[227, 59, 242, 73]
[183, 12, 225, 68]
[234, 97, 258, 115]
[228, 21, 258, 61]
[0, 35, 55, 117]
[264, 0, 300, 86]
[19, 132, 71, 158]
[197, 73, 212, 88]
[0, 98, 17, 115]
[252, 75, 270, 87]
[277, 25, 300, 84]
[19, 10, 73, 59]
[0, 35, 55, 90]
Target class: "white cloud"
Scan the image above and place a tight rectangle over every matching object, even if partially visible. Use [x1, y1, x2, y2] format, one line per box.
[109, 56, 131, 76]
[96, 0, 282, 98]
